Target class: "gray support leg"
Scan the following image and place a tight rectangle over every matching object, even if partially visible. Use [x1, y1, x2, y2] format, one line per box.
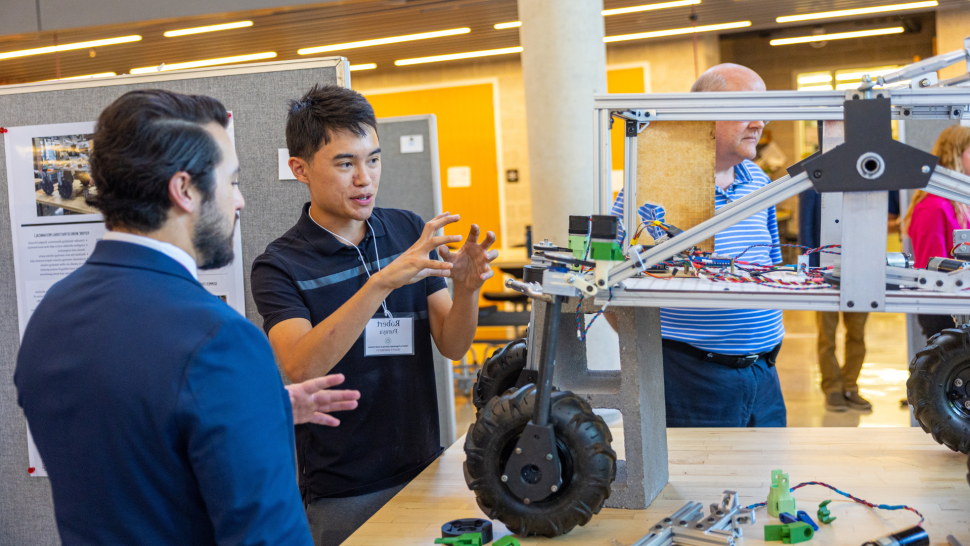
[537, 298, 668, 509]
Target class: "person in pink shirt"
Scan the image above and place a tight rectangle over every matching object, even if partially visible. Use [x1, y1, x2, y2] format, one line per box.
[904, 124, 970, 338]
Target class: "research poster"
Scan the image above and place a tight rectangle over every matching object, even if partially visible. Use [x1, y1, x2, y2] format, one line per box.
[4, 118, 246, 477]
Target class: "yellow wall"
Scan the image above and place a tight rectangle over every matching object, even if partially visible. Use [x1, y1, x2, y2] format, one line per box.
[364, 84, 502, 248]
[606, 66, 648, 196]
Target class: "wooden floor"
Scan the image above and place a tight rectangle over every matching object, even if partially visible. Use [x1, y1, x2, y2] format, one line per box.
[455, 310, 913, 436]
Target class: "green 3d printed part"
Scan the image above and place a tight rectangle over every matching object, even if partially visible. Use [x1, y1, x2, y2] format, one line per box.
[764, 522, 814, 544]
[767, 469, 796, 517]
[817, 500, 836, 524]
[493, 537, 521, 546]
[435, 532, 483, 546]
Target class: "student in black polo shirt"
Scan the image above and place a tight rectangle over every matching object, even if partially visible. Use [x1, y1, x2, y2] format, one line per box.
[251, 84, 498, 546]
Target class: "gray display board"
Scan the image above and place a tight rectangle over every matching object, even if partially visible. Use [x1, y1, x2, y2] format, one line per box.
[0, 59, 453, 544]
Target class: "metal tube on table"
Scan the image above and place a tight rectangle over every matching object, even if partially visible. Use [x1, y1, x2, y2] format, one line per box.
[532, 295, 562, 427]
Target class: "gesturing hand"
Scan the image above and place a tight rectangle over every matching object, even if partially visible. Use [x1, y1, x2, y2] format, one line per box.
[374, 212, 463, 289]
[286, 374, 361, 426]
[439, 224, 499, 293]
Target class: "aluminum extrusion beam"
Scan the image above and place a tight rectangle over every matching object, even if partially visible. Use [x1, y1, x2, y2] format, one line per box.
[592, 89, 970, 121]
[607, 172, 813, 284]
[878, 42, 969, 85]
[925, 166, 970, 207]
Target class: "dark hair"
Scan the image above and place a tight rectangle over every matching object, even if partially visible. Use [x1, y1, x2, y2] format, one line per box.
[286, 84, 378, 161]
[88, 89, 229, 231]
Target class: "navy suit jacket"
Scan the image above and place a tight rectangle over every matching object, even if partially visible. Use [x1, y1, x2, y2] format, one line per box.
[15, 241, 312, 546]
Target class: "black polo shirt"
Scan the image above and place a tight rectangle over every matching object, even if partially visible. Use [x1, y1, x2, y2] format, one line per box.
[251, 204, 448, 501]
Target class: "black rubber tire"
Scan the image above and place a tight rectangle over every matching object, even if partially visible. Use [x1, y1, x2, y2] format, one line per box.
[41, 173, 54, 195]
[58, 171, 74, 199]
[967, 454, 969, 489]
[907, 327, 970, 453]
[472, 339, 527, 412]
[463, 386, 616, 537]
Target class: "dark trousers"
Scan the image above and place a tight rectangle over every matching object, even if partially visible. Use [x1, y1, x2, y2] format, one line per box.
[662, 343, 787, 427]
[306, 482, 406, 546]
[918, 314, 955, 339]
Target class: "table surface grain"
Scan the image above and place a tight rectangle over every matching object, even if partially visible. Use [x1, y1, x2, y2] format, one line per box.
[346, 427, 970, 546]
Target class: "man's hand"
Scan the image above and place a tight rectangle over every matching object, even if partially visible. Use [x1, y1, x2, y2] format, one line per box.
[286, 374, 361, 426]
[373, 212, 462, 290]
[439, 224, 498, 293]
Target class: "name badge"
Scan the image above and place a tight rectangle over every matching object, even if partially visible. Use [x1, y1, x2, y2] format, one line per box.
[365, 317, 414, 356]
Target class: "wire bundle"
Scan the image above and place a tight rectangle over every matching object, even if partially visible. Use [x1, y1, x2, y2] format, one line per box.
[745, 481, 925, 526]
[575, 288, 614, 341]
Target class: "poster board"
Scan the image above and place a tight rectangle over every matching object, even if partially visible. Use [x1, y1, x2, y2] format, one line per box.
[0, 58, 350, 545]
[635, 121, 717, 250]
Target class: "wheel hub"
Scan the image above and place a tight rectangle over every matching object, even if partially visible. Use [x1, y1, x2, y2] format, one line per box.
[947, 364, 970, 418]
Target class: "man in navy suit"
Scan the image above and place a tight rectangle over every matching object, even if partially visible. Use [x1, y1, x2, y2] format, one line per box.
[15, 89, 360, 545]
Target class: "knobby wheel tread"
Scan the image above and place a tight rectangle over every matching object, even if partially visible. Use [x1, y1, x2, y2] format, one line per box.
[463, 386, 616, 537]
[907, 327, 970, 454]
[473, 339, 528, 412]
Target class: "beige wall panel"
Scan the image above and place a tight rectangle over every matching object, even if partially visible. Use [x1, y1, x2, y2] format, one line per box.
[936, 6, 970, 80]
[636, 121, 716, 249]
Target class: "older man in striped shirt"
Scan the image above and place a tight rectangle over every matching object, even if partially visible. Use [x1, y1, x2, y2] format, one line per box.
[609, 63, 786, 428]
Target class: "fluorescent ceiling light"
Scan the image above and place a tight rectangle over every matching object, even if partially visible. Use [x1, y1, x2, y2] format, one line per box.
[603, 0, 701, 16]
[130, 52, 276, 74]
[395, 46, 523, 66]
[605, 21, 751, 42]
[43, 72, 117, 81]
[776, 1, 937, 23]
[164, 21, 253, 37]
[797, 74, 832, 84]
[835, 66, 900, 80]
[770, 27, 904, 46]
[349, 63, 377, 71]
[0, 35, 141, 61]
[494, 21, 522, 29]
[798, 84, 834, 91]
[299, 28, 470, 55]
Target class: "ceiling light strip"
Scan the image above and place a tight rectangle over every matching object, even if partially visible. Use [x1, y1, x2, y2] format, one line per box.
[770, 27, 904, 46]
[605, 21, 751, 43]
[0, 35, 141, 61]
[130, 52, 277, 74]
[776, 1, 938, 23]
[299, 28, 470, 55]
[395, 46, 523, 66]
[43, 72, 116, 81]
[603, 0, 701, 16]
[494, 21, 522, 29]
[349, 63, 377, 71]
[164, 21, 253, 37]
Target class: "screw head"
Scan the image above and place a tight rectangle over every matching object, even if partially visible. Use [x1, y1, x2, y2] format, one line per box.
[551, 485, 558, 492]
[871, 301, 878, 309]
[523, 498, 531, 505]
[903, 109, 911, 116]
[956, 378, 964, 387]
[922, 165, 931, 174]
[501, 475, 508, 482]
[937, 280, 944, 287]
[813, 169, 823, 179]
[920, 78, 930, 87]
[515, 447, 522, 454]
[566, 276, 574, 284]
[545, 453, 553, 461]
[964, 401, 970, 410]
[919, 278, 927, 284]
[847, 301, 855, 308]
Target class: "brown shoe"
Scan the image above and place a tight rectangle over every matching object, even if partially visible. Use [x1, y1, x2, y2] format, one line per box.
[825, 391, 848, 412]
[844, 391, 872, 411]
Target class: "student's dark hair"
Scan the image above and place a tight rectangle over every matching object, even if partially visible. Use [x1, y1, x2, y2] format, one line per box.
[286, 84, 378, 161]
[88, 89, 229, 231]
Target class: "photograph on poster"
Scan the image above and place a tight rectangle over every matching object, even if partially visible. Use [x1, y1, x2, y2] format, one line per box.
[32, 133, 97, 217]
[4, 118, 247, 478]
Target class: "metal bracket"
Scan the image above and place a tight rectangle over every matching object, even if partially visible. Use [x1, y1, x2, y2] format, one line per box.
[502, 422, 562, 504]
[632, 491, 755, 546]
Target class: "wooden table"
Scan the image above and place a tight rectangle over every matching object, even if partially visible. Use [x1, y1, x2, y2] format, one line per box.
[35, 181, 98, 215]
[347, 427, 969, 545]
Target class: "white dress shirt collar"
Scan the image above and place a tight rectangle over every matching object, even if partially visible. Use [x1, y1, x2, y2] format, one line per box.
[102, 231, 198, 280]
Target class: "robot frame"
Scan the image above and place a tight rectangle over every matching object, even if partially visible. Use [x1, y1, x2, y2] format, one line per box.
[464, 38, 970, 539]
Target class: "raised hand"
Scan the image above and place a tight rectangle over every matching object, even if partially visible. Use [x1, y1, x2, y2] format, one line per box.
[373, 212, 463, 289]
[438, 223, 499, 294]
[286, 373, 361, 426]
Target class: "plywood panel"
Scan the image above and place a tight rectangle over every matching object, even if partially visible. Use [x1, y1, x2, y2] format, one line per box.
[635, 121, 716, 250]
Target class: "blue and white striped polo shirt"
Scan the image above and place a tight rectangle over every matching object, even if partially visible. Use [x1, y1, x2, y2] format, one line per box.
[611, 159, 785, 354]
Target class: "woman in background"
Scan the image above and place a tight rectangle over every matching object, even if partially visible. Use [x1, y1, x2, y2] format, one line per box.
[904, 124, 970, 338]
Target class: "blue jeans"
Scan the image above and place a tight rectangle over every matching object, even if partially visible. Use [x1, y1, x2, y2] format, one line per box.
[662, 343, 787, 427]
